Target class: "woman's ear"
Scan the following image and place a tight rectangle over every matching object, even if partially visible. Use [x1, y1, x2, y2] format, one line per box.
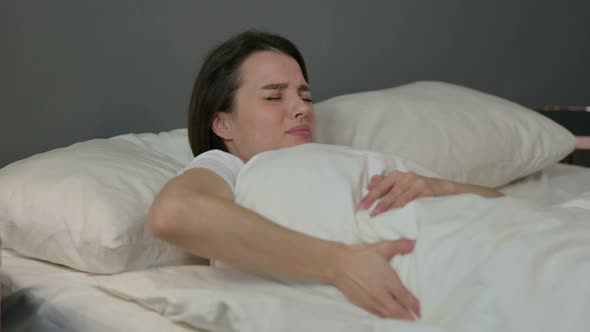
[211, 112, 234, 141]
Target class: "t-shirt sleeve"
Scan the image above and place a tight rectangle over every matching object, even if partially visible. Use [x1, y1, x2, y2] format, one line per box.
[177, 150, 245, 191]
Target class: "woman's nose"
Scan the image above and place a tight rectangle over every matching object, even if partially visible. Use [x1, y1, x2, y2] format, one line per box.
[293, 97, 312, 119]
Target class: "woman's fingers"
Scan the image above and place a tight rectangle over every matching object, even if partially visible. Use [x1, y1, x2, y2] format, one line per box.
[385, 267, 421, 318]
[332, 240, 420, 320]
[367, 174, 384, 190]
[349, 280, 411, 319]
[388, 177, 433, 210]
[375, 244, 419, 319]
[376, 292, 414, 320]
[352, 285, 413, 320]
[360, 173, 398, 209]
[375, 238, 415, 258]
[370, 175, 413, 215]
[347, 272, 415, 320]
[377, 239, 421, 317]
[369, 172, 437, 216]
[390, 188, 421, 210]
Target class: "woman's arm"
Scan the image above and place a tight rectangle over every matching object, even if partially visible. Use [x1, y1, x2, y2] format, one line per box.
[150, 168, 344, 280]
[149, 169, 420, 319]
[442, 180, 504, 198]
[360, 171, 504, 216]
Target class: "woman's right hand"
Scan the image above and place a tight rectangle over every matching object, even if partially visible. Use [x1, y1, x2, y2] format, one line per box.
[329, 238, 420, 320]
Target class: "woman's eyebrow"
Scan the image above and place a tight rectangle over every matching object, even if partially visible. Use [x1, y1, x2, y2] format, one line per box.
[260, 83, 310, 92]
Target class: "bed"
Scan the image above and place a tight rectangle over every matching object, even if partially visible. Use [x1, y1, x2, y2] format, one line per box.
[2, 163, 590, 332]
[1, 82, 589, 332]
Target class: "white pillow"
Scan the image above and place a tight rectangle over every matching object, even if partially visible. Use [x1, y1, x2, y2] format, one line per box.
[234, 143, 435, 244]
[232, 143, 434, 300]
[0, 129, 203, 274]
[314, 81, 576, 188]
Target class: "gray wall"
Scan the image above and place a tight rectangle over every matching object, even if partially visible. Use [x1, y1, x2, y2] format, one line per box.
[1, 0, 589, 168]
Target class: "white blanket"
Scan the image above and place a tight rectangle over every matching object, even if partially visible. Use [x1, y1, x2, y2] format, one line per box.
[357, 194, 590, 331]
[91, 144, 590, 332]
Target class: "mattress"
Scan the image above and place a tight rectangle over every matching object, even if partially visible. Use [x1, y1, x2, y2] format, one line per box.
[0, 249, 440, 332]
[499, 163, 590, 205]
[2, 163, 590, 332]
[0, 249, 199, 332]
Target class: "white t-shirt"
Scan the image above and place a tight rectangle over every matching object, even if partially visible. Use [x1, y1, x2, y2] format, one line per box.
[177, 149, 245, 191]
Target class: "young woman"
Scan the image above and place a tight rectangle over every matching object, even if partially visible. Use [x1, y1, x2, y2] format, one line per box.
[148, 30, 502, 320]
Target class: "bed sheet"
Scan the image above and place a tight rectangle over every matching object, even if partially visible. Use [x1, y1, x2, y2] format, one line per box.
[0, 249, 200, 332]
[499, 163, 590, 205]
[1, 163, 589, 332]
[1, 249, 441, 332]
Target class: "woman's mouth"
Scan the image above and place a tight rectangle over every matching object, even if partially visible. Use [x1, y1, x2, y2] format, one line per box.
[286, 125, 311, 138]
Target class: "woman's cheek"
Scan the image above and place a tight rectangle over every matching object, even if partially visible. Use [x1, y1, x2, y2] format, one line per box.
[262, 106, 285, 122]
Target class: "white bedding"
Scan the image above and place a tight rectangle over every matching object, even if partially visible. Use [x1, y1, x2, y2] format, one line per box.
[89, 145, 590, 332]
[0, 250, 198, 332]
[357, 193, 590, 331]
[90, 190, 590, 332]
[500, 163, 590, 205]
[2, 162, 590, 332]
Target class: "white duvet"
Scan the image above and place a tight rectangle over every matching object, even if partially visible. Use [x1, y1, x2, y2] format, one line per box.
[91, 144, 590, 332]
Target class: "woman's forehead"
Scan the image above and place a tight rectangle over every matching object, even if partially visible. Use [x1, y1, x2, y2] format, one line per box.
[239, 51, 306, 87]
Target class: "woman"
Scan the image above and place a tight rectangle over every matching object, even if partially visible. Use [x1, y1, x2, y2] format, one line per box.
[148, 30, 503, 320]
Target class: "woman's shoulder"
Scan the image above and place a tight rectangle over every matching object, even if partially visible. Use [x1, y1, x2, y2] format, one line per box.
[189, 149, 244, 166]
[178, 150, 244, 190]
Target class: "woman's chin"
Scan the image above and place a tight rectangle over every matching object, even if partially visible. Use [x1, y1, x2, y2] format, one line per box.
[290, 139, 313, 147]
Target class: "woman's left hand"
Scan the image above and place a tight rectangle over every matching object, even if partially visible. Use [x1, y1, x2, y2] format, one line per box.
[359, 171, 449, 216]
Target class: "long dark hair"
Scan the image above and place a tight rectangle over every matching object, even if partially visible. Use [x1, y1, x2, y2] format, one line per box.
[188, 30, 309, 156]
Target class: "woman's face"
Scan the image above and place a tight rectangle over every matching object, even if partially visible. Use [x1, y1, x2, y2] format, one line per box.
[213, 51, 316, 162]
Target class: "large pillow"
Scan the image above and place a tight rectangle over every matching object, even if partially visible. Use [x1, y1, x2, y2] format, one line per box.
[231, 143, 430, 299]
[314, 81, 576, 188]
[234, 143, 434, 245]
[0, 129, 204, 274]
[231, 143, 458, 305]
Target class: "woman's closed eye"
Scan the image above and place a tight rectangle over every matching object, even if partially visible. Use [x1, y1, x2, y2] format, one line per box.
[301, 92, 313, 103]
[264, 95, 313, 103]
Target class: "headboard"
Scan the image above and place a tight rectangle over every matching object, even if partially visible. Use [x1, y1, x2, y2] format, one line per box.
[535, 107, 590, 167]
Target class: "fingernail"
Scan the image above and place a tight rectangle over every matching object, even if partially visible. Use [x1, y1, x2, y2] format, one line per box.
[370, 208, 381, 216]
